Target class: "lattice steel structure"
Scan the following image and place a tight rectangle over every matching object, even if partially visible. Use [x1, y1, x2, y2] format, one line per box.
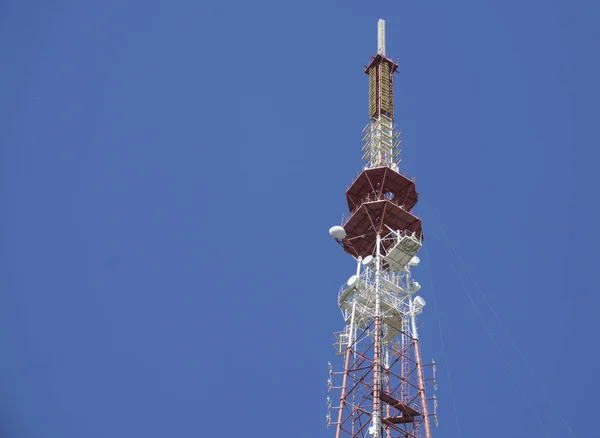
[326, 20, 437, 438]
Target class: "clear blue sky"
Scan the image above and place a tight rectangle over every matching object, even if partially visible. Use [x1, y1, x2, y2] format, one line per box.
[1, 1, 598, 437]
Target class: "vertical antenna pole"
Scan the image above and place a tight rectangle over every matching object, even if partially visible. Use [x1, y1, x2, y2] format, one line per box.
[336, 344, 352, 438]
[411, 301, 433, 438]
[377, 19, 386, 57]
[372, 234, 382, 437]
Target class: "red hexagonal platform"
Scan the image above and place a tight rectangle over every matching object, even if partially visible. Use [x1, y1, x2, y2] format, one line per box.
[341, 167, 423, 259]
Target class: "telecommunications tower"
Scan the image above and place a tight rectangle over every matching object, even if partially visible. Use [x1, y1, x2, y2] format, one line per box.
[326, 20, 437, 438]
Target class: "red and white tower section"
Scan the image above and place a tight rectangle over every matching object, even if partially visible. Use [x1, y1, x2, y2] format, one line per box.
[327, 20, 438, 438]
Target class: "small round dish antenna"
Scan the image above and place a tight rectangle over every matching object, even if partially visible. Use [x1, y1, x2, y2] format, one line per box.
[329, 226, 347, 240]
[347, 275, 358, 287]
[409, 281, 421, 294]
[414, 296, 426, 308]
[408, 256, 420, 267]
[362, 255, 374, 266]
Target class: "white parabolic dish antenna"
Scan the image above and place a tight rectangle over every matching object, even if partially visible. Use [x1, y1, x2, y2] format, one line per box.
[347, 275, 358, 287]
[362, 255, 374, 266]
[329, 226, 347, 240]
[409, 256, 420, 267]
[414, 296, 426, 308]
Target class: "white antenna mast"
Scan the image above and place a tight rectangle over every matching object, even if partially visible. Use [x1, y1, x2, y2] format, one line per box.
[377, 19, 386, 57]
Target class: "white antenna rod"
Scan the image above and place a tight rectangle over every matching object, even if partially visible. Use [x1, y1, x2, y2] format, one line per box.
[377, 19, 386, 57]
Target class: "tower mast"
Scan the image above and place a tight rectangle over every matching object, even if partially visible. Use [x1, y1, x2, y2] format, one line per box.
[327, 20, 437, 438]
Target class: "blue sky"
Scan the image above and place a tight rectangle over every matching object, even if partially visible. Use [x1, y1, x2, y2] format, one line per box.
[1, 1, 598, 437]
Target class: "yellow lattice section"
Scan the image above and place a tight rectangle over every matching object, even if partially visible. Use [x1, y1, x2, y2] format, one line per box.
[368, 59, 396, 119]
[380, 62, 392, 116]
[388, 74, 395, 118]
[369, 67, 377, 118]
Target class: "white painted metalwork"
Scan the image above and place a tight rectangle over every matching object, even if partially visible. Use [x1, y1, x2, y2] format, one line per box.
[336, 230, 423, 342]
[386, 230, 422, 271]
[332, 231, 427, 437]
[330, 236, 431, 428]
[362, 116, 401, 170]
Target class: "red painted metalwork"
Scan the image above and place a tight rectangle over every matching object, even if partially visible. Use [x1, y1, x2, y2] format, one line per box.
[332, 321, 435, 438]
[342, 199, 423, 259]
[365, 54, 399, 75]
[346, 167, 419, 213]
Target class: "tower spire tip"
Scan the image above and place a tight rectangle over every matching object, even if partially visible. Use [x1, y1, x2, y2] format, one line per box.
[377, 19, 386, 57]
